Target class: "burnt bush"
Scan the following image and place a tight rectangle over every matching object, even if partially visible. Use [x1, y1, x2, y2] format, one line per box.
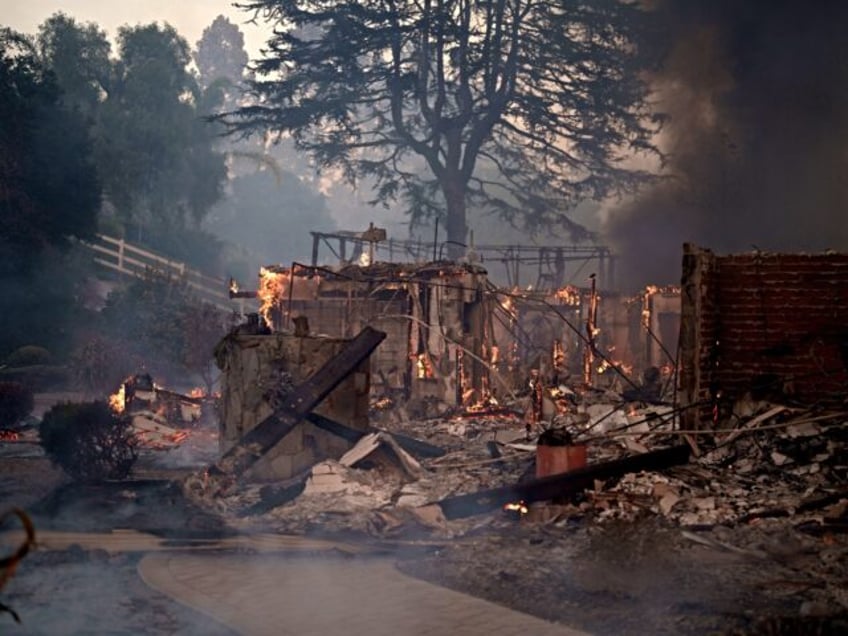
[39, 401, 137, 481]
[0, 381, 34, 428]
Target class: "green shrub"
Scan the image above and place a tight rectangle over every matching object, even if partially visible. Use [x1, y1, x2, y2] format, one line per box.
[0, 381, 34, 428]
[4, 346, 52, 368]
[39, 401, 137, 481]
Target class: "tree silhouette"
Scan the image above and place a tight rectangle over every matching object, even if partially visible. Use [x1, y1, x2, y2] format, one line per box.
[225, 0, 660, 255]
[195, 15, 249, 93]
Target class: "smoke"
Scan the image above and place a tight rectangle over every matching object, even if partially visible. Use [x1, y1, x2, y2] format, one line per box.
[603, 0, 848, 289]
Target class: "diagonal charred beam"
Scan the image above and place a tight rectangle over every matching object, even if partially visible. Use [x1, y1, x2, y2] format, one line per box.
[437, 444, 691, 520]
[207, 327, 386, 486]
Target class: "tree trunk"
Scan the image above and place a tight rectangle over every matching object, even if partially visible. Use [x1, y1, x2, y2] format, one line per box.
[443, 178, 468, 260]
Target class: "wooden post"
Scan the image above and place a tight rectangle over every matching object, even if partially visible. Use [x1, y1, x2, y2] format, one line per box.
[311, 233, 320, 266]
[437, 444, 690, 519]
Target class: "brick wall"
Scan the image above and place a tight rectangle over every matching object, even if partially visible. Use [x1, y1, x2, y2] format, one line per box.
[681, 244, 848, 427]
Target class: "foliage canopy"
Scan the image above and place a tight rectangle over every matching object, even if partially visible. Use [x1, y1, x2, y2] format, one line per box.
[226, 0, 660, 252]
[0, 28, 100, 268]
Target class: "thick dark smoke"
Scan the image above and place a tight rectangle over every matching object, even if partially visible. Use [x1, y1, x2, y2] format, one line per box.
[604, 0, 848, 289]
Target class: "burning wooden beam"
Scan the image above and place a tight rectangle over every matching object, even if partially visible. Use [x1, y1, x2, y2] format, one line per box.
[436, 444, 691, 520]
[202, 327, 386, 493]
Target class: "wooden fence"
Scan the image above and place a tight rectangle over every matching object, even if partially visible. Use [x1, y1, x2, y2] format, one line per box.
[82, 233, 253, 314]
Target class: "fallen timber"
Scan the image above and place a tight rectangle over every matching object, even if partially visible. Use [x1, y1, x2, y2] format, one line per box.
[203, 327, 386, 492]
[437, 444, 691, 520]
[305, 412, 446, 458]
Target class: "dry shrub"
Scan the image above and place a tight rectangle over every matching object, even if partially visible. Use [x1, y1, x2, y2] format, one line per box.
[39, 401, 137, 481]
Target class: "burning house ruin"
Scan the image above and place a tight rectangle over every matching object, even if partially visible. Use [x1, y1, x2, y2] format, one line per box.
[212, 253, 685, 482]
[232, 261, 682, 402]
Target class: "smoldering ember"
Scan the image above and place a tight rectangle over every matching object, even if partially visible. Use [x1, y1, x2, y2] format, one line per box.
[2, 2, 848, 636]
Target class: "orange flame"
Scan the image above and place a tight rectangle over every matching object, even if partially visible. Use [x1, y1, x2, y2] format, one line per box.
[109, 382, 127, 414]
[257, 266, 292, 330]
[503, 501, 529, 515]
[415, 353, 434, 379]
[554, 285, 581, 306]
[641, 284, 681, 329]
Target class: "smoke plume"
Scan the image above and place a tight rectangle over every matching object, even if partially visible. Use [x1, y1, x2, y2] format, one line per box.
[604, 0, 848, 289]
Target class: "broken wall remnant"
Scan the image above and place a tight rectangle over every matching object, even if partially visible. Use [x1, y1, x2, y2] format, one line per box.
[680, 244, 848, 428]
[215, 332, 371, 481]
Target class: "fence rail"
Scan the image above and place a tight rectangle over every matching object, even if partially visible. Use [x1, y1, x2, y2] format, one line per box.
[82, 233, 253, 314]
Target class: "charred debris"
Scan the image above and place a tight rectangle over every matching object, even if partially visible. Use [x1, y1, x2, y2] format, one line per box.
[6, 239, 844, 545]
[163, 239, 846, 548]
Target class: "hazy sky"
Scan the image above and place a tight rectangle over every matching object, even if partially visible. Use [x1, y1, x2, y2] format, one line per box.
[0, 0, 272, 58]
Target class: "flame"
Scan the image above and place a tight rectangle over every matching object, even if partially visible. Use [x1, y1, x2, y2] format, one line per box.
[134, 428, 191, 450]
[109, 382, 127, 414]
[188, 387, 206, 399]
[640, 284, 681, 329]
[372, 396, 393, 410]
[552, 339, 565, 369]
[503, 501, 529, 515]
[464, 393, 500, 413]
[415, 353, 434, 379]
[554, 285, 581, 306]
[228, 278, 239, 295]
[490, 345, 499, 365]
[596, 347, 633, 376]
[257, 266, 292, 330]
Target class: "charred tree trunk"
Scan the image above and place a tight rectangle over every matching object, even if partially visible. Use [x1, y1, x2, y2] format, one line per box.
[443, 176, 468, 260]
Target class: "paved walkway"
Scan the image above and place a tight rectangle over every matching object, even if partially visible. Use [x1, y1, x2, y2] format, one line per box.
[139, 552, 589, 636]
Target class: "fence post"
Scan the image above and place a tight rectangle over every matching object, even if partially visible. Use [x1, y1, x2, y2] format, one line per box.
[118, 239, 125, 272]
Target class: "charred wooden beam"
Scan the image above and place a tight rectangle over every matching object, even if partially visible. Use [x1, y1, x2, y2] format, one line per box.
[205, 327, 386, 488]
[437, 444, 691, 520]
[305, 412, 446, 459]
[154, 387, 204, 405]
[239, 477, 308, 517]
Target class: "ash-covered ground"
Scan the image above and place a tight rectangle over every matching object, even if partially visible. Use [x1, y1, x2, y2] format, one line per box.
[2, 395, 847, 635]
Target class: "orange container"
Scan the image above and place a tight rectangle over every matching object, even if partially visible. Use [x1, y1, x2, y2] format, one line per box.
[536, 443, 588, 478]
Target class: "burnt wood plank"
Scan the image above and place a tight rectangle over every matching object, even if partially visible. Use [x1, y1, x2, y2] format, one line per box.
[305, 412, 446, 458]
[437, 444, 691, 519]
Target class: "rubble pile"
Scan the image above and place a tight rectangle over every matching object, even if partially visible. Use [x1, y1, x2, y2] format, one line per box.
[185, 379, 846, 551]
[591, 402, 848, 534]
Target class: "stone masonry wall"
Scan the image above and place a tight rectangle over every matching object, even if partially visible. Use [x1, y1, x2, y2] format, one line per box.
[216, 333, 370, 481]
